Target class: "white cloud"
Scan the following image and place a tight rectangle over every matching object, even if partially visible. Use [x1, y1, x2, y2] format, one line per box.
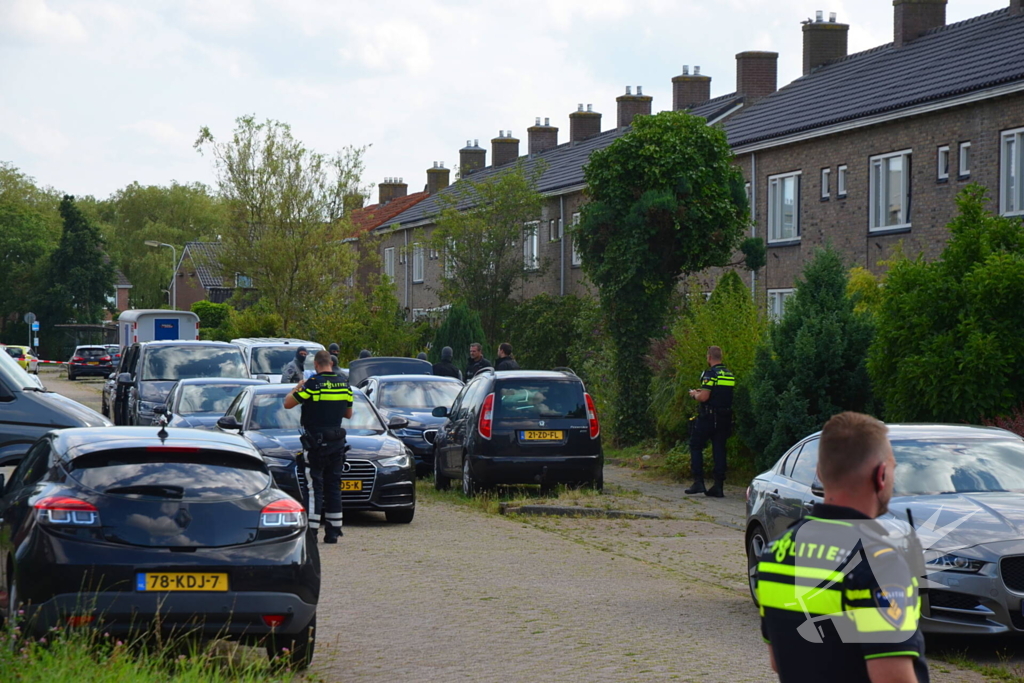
[340, 21, 434, 76]
[122, 120, 196, 155]
[0, 0, 87, 43]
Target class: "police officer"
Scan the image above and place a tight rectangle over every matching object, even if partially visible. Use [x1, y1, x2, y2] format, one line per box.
[432, 346, 462, 380]
[757, 412, 929, 683]
[284, 350, 353, 543]
[685, 345, 735, 497]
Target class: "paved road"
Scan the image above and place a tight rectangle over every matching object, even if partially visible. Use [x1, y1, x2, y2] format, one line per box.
[39, 369, 987, 682]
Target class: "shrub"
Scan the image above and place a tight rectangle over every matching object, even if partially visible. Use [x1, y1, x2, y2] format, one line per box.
[231, 301, 284, 339]
[191, 301, 233, 330]
[429, 302, 487, 373]
[503, 294, 598, 371]
[568, 301, 618, 444]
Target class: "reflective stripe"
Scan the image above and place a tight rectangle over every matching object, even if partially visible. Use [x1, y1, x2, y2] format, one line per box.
[758, 562, 846, 583]
[873, 548, 894, 558]
[804, 516, 853, 527]
[758, 579, 843, 614]
[845, 589, 872, 601]
[864, 651, 920, 661]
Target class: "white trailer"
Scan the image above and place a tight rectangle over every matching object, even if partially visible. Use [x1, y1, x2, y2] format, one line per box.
[117, 310, 200, 348]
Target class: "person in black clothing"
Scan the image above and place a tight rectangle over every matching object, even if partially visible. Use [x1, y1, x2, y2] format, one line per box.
[281, 346, 309, 384]
[358, 349, 372, 359]
[495, 343, 520, 371]
[465, 342, 492, 379]
[417, 352, 428, 361]
[328, 343, 341, 373]
[284, 350, 353, 543]
[685, 345, 735, 498]
[432, 346, 462, 380]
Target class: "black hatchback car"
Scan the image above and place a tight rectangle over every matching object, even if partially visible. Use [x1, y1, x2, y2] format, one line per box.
[0, 427, 320, 667]
[67, 346, 116, 381]
[431, 369, 603, 495]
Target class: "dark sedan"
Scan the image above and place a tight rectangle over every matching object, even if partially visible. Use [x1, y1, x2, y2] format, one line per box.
[362, 375, 463, 475]
[163, 378, 268, 430]
[219, 385, 416, 524]
[746, 423, 1024, 636]
[0, 427, 320, 668]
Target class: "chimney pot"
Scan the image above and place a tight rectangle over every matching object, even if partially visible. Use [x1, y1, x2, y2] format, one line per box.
[587, 104, 593, 112]
[637, 85, 643, 95]
[544, 117, 550, 126]
[492, 130, 520, 166]
[830, 12, 837, 22]
[535, 117, 541, 125]
[528, 116, 560, 154]
[894, 0, 947, 48]
[694, 66, 701, 75]
[617, 82, 653, 127]
[460, 140, 486, 175]
[672, 65, 712, 110]
[427, 161, 451, 194]
[736, 51, 779, 104]
[625, 86, 632, 95]
[816, 9, 823, 22]
[683, 65, 689, 75]
[569, 103, 602, 143]
[378, 177, 408, 205]
[802, 13, 849, 75]
[578, 103, 584, 112]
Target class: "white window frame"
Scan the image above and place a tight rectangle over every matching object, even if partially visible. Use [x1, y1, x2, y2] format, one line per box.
[549, 217, 563, 242]
[767, 289, 795, 322]
[383, 247, 395, 279]
[837, 165, 848, 197]
[412, 244, 424, 283]
[869, 149, 912, 232]
[937, 146, 950, 181]
[523, 221, 540, 270]
[570, 212, 582, 267]
[235, 273, 252, 288]
[1002, 128, 1024, 217]
[767, 171, 801, 243]
[959, 141, 971, 178]
[821, 168, 830, 200]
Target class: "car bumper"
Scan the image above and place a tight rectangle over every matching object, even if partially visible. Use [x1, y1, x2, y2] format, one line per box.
[469, 454, 603, 486]
[70, 365, 114, 377]
[271, 460, 416, 513]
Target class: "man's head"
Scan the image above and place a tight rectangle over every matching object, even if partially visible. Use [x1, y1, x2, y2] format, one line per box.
[818, 412, 895, 518]
[328, 343, 340, 355]
[706, 346, 723, 367]
[417, 352, 428, 361]
[313, 349, 333, 372]
[296, 346, 308, 363]
[498, 343, 513, 359]
[441, 346, 453, 362]
[469, 343, 483, 361]
[359, 349, 372, 359]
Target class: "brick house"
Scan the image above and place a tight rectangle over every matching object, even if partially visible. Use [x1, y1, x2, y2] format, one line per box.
[173, 242, 256, 311]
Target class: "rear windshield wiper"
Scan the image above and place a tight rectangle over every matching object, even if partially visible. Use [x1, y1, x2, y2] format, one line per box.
[104, 484, 185, 499]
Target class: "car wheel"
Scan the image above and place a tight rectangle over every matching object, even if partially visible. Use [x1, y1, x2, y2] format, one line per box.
[747, 523, 769, 606]
[385, 508, 415, 524]
[462, 457, 478, 497]
[434, 450, 451, 491]
[266, 613, 315, 670]
[67, 369, 75, 381]
[592, 469, 604, 493]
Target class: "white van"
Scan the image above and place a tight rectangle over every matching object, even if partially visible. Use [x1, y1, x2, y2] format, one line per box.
[231, 338, 325, 383]
[118, 310, 200, 348]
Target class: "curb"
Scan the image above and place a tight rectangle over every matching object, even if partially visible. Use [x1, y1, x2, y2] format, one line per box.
[498, 503, 662, 519]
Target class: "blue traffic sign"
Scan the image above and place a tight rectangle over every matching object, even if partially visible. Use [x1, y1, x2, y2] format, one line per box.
[31, 322, 39, 331]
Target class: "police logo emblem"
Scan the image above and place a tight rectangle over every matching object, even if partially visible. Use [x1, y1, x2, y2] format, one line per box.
[874, 585, 908, 629]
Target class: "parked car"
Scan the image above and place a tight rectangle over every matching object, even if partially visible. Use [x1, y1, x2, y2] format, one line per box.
[112, 341, 249, 426]
[4, 346, 39, 374]
[0, 349, 109, 468]
[231, 338, 325, 383]
[219, 385, 416, 523]
[431, 369, 603, 495]
[362, 375, 463, 476]
[67, 345, 116, 381]
[0, 427, 319, 667]
[347, 357, 432, 388]
[105, 344, 123, 364]
[746, 423, 1024, 636]
[163, 378, 269, 430]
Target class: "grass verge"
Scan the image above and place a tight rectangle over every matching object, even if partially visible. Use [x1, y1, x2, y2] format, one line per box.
[415, 478, 639, 516]
[934, 649, 1024, 682]
[608, 441, 761, 486]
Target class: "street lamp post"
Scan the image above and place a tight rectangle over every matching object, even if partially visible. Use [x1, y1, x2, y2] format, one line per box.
[145, 241, 178, 310]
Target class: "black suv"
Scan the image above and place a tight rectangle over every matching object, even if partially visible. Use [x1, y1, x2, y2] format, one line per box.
[112, 341, 249, 426]
[431, 370, 603, 495]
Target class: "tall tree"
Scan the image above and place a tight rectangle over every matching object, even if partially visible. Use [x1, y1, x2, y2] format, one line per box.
[427, 161, 546, 344]
[195, 115, 367, 333]
[577, 111, 753, 444]
[429, 302, 488, 374]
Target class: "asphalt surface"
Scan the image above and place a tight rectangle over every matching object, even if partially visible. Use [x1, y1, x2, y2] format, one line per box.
[40, 369, 993, 682]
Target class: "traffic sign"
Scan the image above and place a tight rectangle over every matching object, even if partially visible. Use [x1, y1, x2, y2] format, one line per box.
[24, 312, 36, 325]
[33, 338, 39, 347]
[31, 322, 40, 332]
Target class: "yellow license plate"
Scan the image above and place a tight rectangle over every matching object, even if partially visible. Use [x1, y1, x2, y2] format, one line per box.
[88, 362, 99, 365]
[137, 572, 228, 592]
[522, 430, 564, 441]
[341, 480, 363, 491]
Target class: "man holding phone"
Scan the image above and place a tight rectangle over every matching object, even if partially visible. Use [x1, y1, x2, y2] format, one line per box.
[685, 345, 735, 497]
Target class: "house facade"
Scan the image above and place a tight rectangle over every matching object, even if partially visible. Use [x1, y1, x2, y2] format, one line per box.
[173, 242, 255, 311]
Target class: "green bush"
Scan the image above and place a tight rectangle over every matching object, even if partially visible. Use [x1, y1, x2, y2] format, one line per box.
[231, 301, 283, 339]
[568, 301, 618, 444]
[429, 302, 487, 373]
[191, 301, 233, 330]
[503, 294, 598, 371]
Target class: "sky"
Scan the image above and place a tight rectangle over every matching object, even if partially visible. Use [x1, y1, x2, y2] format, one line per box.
[0, 0, 1010, 203]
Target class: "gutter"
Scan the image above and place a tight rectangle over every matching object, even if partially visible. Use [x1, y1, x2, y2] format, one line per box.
[559, 195, 565, 297]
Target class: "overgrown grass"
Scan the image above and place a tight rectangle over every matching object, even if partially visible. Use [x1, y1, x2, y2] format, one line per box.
[608, 441, 761, 486]
[934, 649, 1024, 682]
[415, 478, 618, 515]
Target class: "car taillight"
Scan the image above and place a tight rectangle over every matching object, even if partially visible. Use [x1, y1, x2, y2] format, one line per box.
[35, 496, 101, 526]
[72, 356, 85, 363]
[478, 392, 495, 440]
[260, 498, 305, 528]
[99, 356, 111, 362]
[585, 393, 600, 439]
[262, 615, 287, 628]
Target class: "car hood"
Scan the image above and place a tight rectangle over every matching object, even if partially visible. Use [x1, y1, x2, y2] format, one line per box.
[139, 380, 177, 403]
[244, 429, 407, 461]
[890, 492, 1024, 552]
[42, 392, 111, 427]
[378, 408, 446, 430]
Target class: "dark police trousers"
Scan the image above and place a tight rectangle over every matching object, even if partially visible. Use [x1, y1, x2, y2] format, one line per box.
[689, 408, 732, 482]
[299, 431, 347, 536]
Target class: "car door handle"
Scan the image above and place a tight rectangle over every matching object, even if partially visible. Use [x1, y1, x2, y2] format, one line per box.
[767, 489, 780, 500]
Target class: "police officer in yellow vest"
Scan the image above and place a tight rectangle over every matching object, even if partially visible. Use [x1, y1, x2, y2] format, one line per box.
[685, 345, 735, 497]
[285, 350, 353, 543]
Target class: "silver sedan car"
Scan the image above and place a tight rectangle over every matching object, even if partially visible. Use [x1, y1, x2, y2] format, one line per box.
[746, 423, 1024, 635]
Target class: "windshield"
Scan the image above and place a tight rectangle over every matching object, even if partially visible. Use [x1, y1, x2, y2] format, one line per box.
[893, 439, 1024, 495]
[76, 347, 109, 359]
[0, 346, 35, 390]
[177, 384, 254, 415]
[378, 380, 462, 410]
[142, 346, 247, 381]
[494, 380, 586, 420]
[248, 392, 384, 434]
[251, 346, 320, 374]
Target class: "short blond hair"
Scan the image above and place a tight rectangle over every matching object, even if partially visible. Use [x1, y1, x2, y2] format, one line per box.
[707, 346, 723, 362]
[817, 412, 889, 486]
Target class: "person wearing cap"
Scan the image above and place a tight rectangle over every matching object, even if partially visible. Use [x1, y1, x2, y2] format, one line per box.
[281, 346, 309, 384]
[416, 352, 428, 361]
[359, 349, 372, 359]
[432, 346, 462, 380]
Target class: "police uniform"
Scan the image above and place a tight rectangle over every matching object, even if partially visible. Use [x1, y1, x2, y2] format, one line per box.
[758, 503, 929, 683]
[688, 363, 735, 493]
[292, 372, 354, 540]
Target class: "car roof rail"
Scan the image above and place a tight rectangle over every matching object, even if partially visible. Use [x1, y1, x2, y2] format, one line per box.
[552, 367, 577, 376]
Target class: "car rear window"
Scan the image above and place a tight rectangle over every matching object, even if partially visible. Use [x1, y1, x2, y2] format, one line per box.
[494, 380, 586, 420]
[77, 348, 108, 358]
[142, 346, 247, 381]
[67, 448, 271, 500]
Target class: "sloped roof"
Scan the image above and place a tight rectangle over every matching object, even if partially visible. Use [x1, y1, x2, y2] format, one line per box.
[114, 267, 132, 288]
[725, 8, 1024, 148]
[350, 191, 430, 232]
[183, 241, 228, 289]
[688, 93, 744, 123]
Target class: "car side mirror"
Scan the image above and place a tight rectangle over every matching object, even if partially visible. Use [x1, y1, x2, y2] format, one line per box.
[108, 373, 116, 380]
[117, 372, 133, 385]
[256, 374, 271, 382]
[153, 406, 168, 416]
[388, 416, 409, 430]
[811, 481, 824, 498]
[217, 415, 243, 431]
[431, 406, 448, 418]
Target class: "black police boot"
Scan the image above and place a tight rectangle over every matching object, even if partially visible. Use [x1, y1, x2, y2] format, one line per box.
[684, 479, 706, 494]
[324, 528, 343, 544]
[705, 479, 725, 498]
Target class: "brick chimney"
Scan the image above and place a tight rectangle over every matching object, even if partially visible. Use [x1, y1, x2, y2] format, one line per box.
[803, 11, 849, 74]
[569, 104, 602, 143]
[378, 177, 408, 205]
[527, 118, 559, 155]
[616, 86, 653, 127]
[491, 130, 521, 166]
[736, 51, 778, 104]
[459, 140, 486, 176]
[426, 162, 450, 195]
[1013, 0, 1023, 15]
[672, 65, 712, 110]
[894, 0, 946, 48]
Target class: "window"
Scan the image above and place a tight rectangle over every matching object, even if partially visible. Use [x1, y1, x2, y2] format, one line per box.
[523, 222, 539, 270]
[1003, 128, 1024, 216]
[549, 218, 562, 242]
[820, 168, 830, 200]
[235, 273, 252, 288]
[412, 244, 424, 283]
[788, 439, 820, 486]
[767, 172, 801, 242]
[570, 212, 582, 267]
[383, 247, 395, 279]
[744, 182, 751, 204]
[869, 150, 912, 231]
[767, 289, 794, 321]
[837, 165, 848, 197]
[959, 141, 971, 178]
[937, 146, 950, 181]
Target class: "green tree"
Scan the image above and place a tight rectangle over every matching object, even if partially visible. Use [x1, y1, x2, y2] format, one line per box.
[429, 302, 487, 374]
[195, 115, 367, 333]
[502, 294, 598, 371]
[427, 161, 546, 344]
[739, 246, 874, 470]
[846, 266, 884, 317]
[577, 111, 752, 444]
[869, 185, 1024, 423]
